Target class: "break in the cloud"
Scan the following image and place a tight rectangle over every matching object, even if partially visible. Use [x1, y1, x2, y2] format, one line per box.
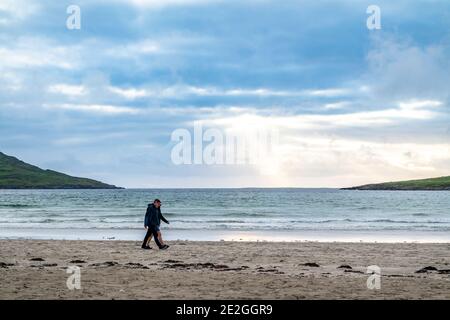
[0, 0, 449, 187]
[114, 0, 223, 9]
[0, 0, 40, 25]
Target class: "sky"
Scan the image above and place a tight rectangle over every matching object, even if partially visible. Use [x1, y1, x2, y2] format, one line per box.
[0, 0, 449, 188]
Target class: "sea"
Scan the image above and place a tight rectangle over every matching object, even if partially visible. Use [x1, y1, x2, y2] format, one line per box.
[0, 189, 449, 242]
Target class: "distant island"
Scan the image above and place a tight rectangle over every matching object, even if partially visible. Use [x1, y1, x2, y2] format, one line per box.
[0, 151, 121, 189]
[343, 176, 450, 191]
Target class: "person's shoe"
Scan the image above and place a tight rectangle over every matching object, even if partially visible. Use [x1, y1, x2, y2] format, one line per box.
[141, 245, 152, 250]
[159, 245, 169, 250]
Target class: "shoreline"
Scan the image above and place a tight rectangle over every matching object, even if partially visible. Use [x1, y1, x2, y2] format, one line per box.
[1, 239, 449, 299]
[1, 228, 449, 243]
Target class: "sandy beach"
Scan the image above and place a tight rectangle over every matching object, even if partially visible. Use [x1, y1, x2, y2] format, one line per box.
[1, 240, 449, 299]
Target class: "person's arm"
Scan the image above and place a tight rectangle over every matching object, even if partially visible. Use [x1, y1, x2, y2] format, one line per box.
[144, 206, 151, 228]
[159, 211, 169, 224]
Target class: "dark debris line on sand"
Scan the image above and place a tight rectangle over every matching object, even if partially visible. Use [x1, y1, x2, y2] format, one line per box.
[29, 258, 45, 261]
[300, 262, 320, 267]
[30, 263, 58, 268]
[125, 263, 149, 269]
[89, 261, 119, 267]
[415, 266, 450, 274]
[161, 262, 247, 271]
[0, 262, 15, 268]
[163, 262, 287, 274]
[415, 266, 438, 273]
[344, 270, 364, 274]
[69, 259, 86, 264]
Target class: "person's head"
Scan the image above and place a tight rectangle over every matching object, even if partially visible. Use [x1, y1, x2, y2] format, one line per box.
[153, 199, 162, 208]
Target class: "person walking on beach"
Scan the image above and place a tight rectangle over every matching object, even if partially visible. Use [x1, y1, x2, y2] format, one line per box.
[142, 199, 170, 250]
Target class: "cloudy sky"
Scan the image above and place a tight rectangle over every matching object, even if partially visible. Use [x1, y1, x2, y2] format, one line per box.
[1, 0, 449, 188]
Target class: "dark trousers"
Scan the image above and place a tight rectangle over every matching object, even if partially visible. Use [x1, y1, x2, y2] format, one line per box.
[142, 225, 163, 248]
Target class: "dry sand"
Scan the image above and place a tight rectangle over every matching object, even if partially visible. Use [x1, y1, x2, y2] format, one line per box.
[0, 240, 449, 299]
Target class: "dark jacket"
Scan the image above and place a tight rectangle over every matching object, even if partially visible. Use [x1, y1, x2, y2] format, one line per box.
[144, 203, 169, 227]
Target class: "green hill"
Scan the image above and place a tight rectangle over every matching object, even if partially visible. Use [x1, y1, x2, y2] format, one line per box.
[0, 151, 120, 189]
[343, 176, 450, 191]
